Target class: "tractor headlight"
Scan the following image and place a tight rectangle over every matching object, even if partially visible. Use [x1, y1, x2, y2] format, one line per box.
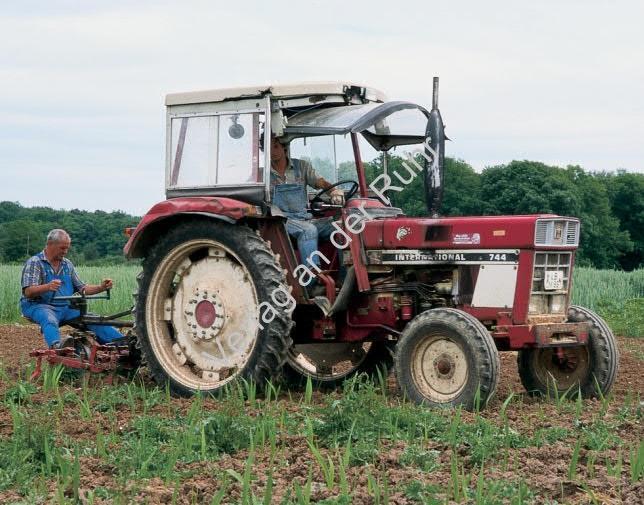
[549, 294, 566, 314]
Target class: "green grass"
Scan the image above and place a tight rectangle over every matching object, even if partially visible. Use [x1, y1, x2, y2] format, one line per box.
[0, 372, 641, 503]
[572, 267, 644, 337]
[0, 264, 642, 336]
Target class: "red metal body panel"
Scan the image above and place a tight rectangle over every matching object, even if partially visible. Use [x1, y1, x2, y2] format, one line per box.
[512, 249, 534, 324]
[257, 219, 307, 303]
[370, 214, 554, 249]
[124, 197, 257, 257]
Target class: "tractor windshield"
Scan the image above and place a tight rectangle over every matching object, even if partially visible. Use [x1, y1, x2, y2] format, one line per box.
[286, 102, 431, 198]
[289, 134, 381, 191]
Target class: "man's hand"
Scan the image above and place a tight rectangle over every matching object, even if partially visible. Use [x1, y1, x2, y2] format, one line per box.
[48, 279, 62, 292]
[101, 278, 113, 291]
[330, 189, 345, 206]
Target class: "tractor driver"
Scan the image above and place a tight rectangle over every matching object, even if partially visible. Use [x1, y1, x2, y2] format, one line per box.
[20, 229, 124, 349]
[267, 134, 345, 277]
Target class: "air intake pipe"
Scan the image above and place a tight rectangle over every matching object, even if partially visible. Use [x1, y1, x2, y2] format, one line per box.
[425, 77, 445, 217]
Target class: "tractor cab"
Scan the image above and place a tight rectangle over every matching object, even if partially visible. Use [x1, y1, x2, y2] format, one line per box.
[162, 82, 440, 215]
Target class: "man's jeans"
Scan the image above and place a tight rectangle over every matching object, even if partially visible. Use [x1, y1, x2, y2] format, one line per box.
[286, 217, 335, 268]
[21, 302, 123, 348]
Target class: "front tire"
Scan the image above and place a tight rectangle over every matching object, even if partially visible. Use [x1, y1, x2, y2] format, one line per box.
[517, 305, 619, 398]
[394, 308, 500, 410]
[134, 220, 293, 396]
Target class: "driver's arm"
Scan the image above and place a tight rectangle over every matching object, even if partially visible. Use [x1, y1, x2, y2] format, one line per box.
[301, 159, 345, 204]
[82, 279, 113, 296]
[300, 159, 332, 190]
[21, 258, 59, 298]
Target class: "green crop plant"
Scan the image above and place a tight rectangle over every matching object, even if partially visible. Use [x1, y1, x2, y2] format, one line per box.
[629, 440, 644, 483]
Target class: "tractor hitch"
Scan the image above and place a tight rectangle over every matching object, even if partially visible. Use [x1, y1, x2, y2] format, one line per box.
[28, 290, 138, 382]
[29, 341, 133, 382]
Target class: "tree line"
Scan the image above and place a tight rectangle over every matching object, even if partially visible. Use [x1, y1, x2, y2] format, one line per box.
[0, 202, 139, 265]
[1, 158, 642, 270]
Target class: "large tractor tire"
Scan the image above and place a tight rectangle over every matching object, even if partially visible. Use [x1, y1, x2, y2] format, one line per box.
[517, 305, 619, 398]
[134, 220, 293, 396]
[283, 340, 394, 389]
[394, 308, 500, 411]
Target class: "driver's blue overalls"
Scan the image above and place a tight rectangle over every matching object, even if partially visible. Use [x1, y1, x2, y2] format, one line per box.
[271, 159, 335, 268]
[20, 254, 123, 347]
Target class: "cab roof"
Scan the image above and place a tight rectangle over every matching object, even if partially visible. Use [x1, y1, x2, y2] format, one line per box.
[165, 82, 387, 106]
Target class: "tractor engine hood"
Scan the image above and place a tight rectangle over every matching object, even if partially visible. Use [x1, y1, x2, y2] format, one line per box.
[359, 214, 573, 251]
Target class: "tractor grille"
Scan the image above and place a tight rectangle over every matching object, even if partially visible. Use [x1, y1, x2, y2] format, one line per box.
[529, 252, 572, 314]
[534, 219, 579, 246]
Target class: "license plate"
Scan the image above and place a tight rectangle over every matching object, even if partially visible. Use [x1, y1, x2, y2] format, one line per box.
[544, 271, 564, 290]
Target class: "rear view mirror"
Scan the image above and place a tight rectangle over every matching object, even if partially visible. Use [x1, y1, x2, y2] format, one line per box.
[228, 115, 245, 139]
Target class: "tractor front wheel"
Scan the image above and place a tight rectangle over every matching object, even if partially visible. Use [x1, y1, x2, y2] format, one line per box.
[517, 305, 619, 398]
[134, 220, 293, 396]
[394, 308, 500, 410]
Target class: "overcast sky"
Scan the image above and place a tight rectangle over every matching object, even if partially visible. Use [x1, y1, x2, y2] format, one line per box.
[2, 0, 643, 216]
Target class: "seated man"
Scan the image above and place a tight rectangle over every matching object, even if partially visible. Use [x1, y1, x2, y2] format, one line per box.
[20, 229, 124, 349]
[268, 134, 345, 275]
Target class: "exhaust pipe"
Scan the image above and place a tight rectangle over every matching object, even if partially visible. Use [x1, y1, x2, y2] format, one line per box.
[425, 76, 445, 217]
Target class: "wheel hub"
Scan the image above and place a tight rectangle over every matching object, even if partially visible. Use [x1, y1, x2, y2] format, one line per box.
[434, 353, 455, 379]
[413, 336, 468, 401]
[183, 289, 226, 341]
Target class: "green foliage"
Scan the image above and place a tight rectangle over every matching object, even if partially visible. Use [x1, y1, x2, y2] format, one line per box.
[0, 363, 641, 502]
[3, 380, 37, 405]
[0, 201, 139, 265]
[603, 170, 644, 270]
[398, 444, 440, 472]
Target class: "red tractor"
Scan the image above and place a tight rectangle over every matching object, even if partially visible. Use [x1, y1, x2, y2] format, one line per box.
[124, 79, 618, 409]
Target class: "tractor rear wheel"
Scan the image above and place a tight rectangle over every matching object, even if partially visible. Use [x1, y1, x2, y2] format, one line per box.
[394, 308, 500, 410]
[283, 340, 393, 389]
[134, 220, 293, 396]
[517, 305, 618, 398]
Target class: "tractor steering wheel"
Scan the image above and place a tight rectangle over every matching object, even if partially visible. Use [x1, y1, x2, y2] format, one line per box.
[311, 180, 359, 209]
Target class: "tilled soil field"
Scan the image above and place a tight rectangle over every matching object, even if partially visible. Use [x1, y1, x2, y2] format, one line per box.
[0, 324, 642, 504]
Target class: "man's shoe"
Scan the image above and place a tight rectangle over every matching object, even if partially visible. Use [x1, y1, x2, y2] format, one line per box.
[51, 335, 75, 350]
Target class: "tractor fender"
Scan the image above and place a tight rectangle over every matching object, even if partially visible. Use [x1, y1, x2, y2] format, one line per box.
[124, 196, 262, 258]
